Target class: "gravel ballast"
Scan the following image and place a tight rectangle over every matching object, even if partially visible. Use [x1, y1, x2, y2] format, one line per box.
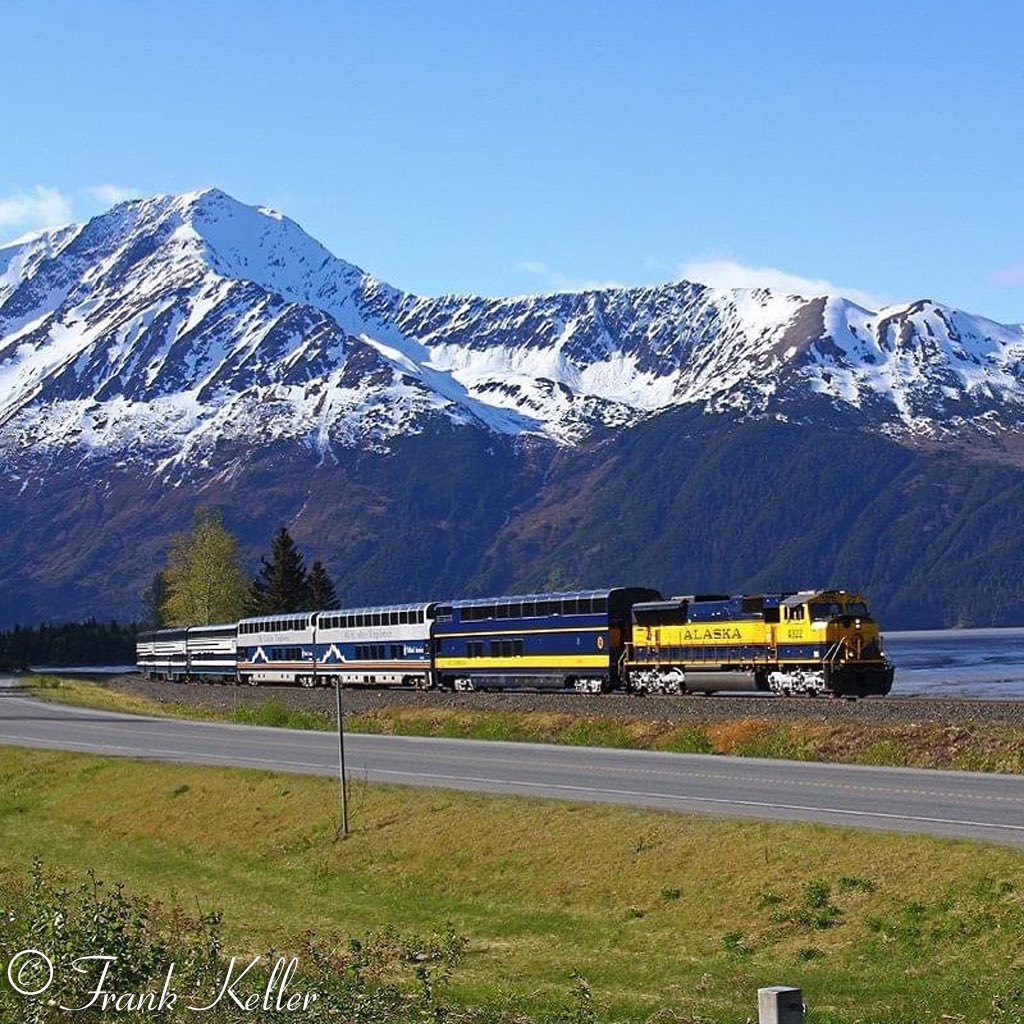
[90, 673, 1024, 727]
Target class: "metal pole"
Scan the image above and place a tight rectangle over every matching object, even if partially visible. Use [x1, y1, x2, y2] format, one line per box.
[335, 679, 349, 835]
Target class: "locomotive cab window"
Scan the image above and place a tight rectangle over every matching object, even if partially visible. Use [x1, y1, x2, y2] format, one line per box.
[810, 602, 843, 621]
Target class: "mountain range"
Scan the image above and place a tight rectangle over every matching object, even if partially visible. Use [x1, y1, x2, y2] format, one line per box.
[2, 189, 1023, 630]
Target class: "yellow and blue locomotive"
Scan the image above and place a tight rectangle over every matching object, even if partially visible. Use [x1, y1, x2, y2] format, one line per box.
[625, 589, 894, 697]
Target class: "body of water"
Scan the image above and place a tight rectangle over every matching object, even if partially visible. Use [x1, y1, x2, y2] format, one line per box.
[886, 628, 1024, 698]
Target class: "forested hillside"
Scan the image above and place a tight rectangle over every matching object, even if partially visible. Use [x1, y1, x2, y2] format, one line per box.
[472, 415, 1024, 629]
[3, 417, 1022, 630]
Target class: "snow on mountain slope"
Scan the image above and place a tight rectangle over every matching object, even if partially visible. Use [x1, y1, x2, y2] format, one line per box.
[1, 188, 1023, 475]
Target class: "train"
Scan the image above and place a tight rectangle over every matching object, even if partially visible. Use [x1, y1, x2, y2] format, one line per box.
[136, 586, 895, 697]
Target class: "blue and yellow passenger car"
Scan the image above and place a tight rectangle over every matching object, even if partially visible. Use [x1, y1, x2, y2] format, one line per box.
[432, 587, 659, 692]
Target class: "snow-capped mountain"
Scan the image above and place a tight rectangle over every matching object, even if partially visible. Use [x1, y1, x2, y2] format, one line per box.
[5, 188, 1024, 631]
[2, 188, 1023, 475]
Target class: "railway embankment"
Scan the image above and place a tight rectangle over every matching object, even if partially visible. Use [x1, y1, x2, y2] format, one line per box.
[29, 673, 1024, 774]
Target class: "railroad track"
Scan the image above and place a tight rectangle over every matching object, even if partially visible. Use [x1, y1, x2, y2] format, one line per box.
[91, 673, 1024, 726]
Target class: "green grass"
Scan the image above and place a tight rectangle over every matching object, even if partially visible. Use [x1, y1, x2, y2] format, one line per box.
[3, 745, 1024, 1022]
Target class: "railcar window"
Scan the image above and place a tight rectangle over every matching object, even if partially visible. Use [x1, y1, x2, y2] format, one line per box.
[521, 601, 535, 617]
[562, 599, 576, 615]
[496, 603, 509, 619]
[594, 598, 608, 614]
[846, 602, 869, 616]
[513, 639, 524, 656]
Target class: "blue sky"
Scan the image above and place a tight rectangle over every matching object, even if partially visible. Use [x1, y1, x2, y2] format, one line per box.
[4, 0, 1023, 321]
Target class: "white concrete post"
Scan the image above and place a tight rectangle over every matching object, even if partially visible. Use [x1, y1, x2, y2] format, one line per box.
[758, 986, 804, 1024]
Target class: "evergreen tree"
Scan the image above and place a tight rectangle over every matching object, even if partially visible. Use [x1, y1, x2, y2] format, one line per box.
[0, 618, 139, 670]
[250, 527, 310, 614]
[307, 560, 339, 610]
[160, 509, 250, 626]
[140, 570, 168, 627]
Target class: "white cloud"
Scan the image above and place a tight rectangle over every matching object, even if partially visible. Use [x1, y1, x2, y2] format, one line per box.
[513, 255, 886, 308]
[678, 257, 884, 310]
[991, 261, 1024, 288]
[0, 185, 74, 233]
[0, 183, 148, 243]
[514, 259, 551, 276]
[514, 259, 625, 294]
[85, 184, 142, 207]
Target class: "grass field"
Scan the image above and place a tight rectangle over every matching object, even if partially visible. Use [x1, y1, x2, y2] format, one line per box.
[3, 744, 1024, 1022]
[28, 674, 1024, 774]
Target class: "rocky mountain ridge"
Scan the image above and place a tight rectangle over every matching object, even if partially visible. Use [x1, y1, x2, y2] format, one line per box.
[3, 189, 1023, 478]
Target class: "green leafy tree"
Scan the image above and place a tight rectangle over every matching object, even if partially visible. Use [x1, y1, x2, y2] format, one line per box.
[307, 559, 339, 610]
[160, 509, 250, 626]
[250, 526, 311, 614]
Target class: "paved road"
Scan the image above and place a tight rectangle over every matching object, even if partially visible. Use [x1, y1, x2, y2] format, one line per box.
[4, 676, 1024, 846]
